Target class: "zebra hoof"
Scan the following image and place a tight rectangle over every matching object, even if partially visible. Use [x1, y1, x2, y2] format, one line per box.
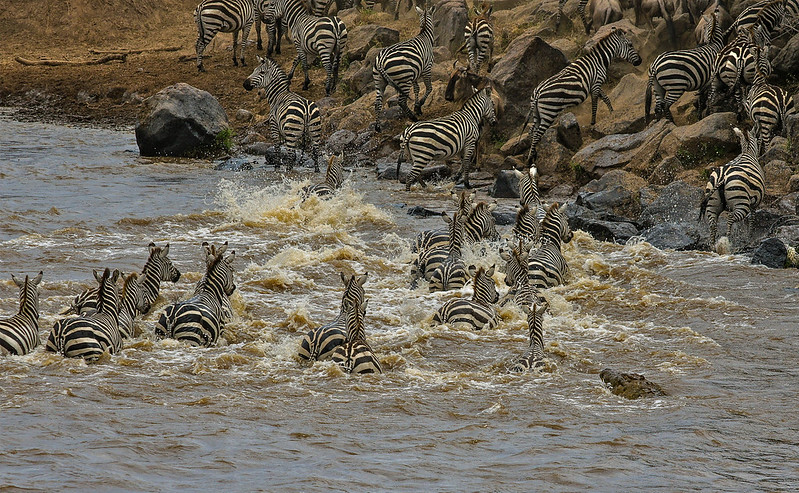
[197, 65, 206, 73]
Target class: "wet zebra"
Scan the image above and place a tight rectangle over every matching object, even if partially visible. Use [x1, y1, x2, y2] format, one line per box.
[460, 3, 494, 73]
[512, 204, 541, 245]
[410, 211, 466, 290]
[529, 203, 573, 292]
[517, 166, 544, 220]
[269, 0, 347, 95]
[299, 272, 367, 361]
[0, 272, 43, 356]
[117, 273, 150, 339]
[302, 154, 345, 199]
[708, 27, 770, 117]
[645, 8, 725, 122]
[510, 301, 549, 372]
[154, 242, 236, 347]
[194, 0, 255, 72]
[332, 299, 382, 374]
[412, 191, 474, 254]
[523, 27, 642, 166]
[744, 47, 797, 149]
[700, 127, 764, 247]
[397, 86, 497, 190]
[244, 57, 322, 171]
[373, 5, 436, 132]
[499, 240, 537, 307]
[46, 268, 121, 362]
[464, 200, 500, 243]
[66, 242, 181, 318]
[432, 265, 500, 330]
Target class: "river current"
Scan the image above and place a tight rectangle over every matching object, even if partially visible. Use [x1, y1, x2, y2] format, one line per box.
[1, 112, 798, 491]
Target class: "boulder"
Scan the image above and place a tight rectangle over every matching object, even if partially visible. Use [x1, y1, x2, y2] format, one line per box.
[576, 170, 649, 219]
[346, 24, 400, 62]
[599, 368, 667, 399]
[789, 115, 799, 165]
[537, 128, 573, 176]
[491, 33, 569, 135]
[751, 238, 788, 268]
[327, 129, 358, 154]
[638, 180, 704, 229]
[789, 175, 799, 193]
[764, 160, 792, 194]
[761, 137, 790, 164]
[657, 112, 739, 168]
[648, 156, 684, 185]
[377, 159, 451, 181]
[340, 46, 381, 98]
[491, 170, 520, 198]
[565, 203, 640, 243]
[556, 112, 582, 151]
[135, 83, 230, 157]
[235, 109, 253, 122]
[772, 32, 799, 78]
[433, 0, 469, 55]
[643, 223, 702, 250]
[592, 73, 649, 137]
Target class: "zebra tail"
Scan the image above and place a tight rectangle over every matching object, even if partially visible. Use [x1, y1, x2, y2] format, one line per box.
[699, 178, 723, 222]
[376, 62, 403, 96]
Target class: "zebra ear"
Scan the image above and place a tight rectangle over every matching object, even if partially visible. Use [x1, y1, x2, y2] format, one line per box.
[416, 5, 423, 15]
[341, 272, 349, 286]
[162, 243, 170, 256]
[442, 212, 453, 225]
[93, 269, 102, 283]
[356, 273, 368, 286]
[11, 274, 22, 288]
[217, 241, 229, 256]
[226, 251, 236, 264]
[110, 269, 120, 284]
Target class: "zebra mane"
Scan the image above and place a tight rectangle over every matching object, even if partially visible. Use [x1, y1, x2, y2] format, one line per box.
[121, 272, 139, 299]
[592, 27, 626, 49]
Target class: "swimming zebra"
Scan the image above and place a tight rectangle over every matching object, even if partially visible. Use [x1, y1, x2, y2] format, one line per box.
[523, 27, 642, 166]
[529, 203, 573, 292]
[302, 154, 345, 199]
[397, 86, 497, 190]
[517, 166, 543, 218]
[46, 268, 121, 362]
[270, 0, 347, 95]
[299, 272, 367, 361]
[410, 211, 466, 290]
[432, 265, 500, 330]
[700, 126, 764, 247]
[708, 27, 770, 117]
[459, 3, 494, 73]
[512, 204, 541, 245]
[645, 8, 725, 122]
[412, 191, 475, 254]
[464, 200, 500, 243]
[0, 272, 43, 356]
[117, 273, 150, 339]
[499, 240, 537, 307]
[154, 242, 236, 347]
[66, 242, 181, 317]
[510, 301, 549, 372]
[194, 0, 255, 72]
[744, 47, 797, 149]
[244, 57, 322, 172]
[373, 5, 436, 132]
[332, 299, 382, 374]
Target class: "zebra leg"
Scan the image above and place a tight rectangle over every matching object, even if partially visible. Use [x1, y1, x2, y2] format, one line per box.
[233, 30, 240, 66]
[287, 55, 302, 83]
[412, 80, 420, 108]
[414, 69, 433, 116]
[196, 37, 207, 72]
[458, 138, 477, 189]
[240, 23, 252, 66]
[270, 118, 282, 170]
[397, 83, 417, 121]
[526, 110, 542, 166]
[256, 17, 263, 51]
[708, 213, 718, 248]
[301, 54, 312, 91]
[374, 73, 388, 132]
[578, 0, 591, 34]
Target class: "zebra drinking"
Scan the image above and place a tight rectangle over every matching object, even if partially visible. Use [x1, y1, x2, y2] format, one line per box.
[522, 27, 642, 166]
[194, 0, 255, 72]
[154, 242, 236, 347]
[432, 265, 500, 331]
[332, 299, 382, 374]
[0, 272, 43, 356]
[397, 86, 497, 190]
[47, 268, 122, 362]
[244, 57, 322, 172]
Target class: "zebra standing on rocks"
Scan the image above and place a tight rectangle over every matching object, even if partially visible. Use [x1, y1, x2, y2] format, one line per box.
[244, 57, 322, 171]
[194, 0, 255, 72]
[744, 47, 797, 149]
[373, 5, 436, 132]
[332, 300, 382, 374]
[0, 272, 43, 356]
[432, 265, 500, 330]
[155, 242, 236, 347]
[47, 268, 121, 362]
[645, 8, 725, 122]
[522, 27, 642, 166]
[299, 273, 368, 361]
[700, 127, 764, 248]
[528, 203, 573, 294]
[510, 301, 549, 372]
[707, 27, 770, 117]
[460, 3, 494, 73]
[397, 86, 497, 190]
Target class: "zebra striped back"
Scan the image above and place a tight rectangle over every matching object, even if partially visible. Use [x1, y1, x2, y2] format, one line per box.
[0, 272, 43, 356]
[47, 268, 121, 361]
[463, 3, 494, 73]
[154, 242, 236, 347]
[464, 201, 500, 243]
[299, 272, 368, 361]
[709, 27, 769, 115]
[745, 46, 797, 149]
[700, 126, 764, 247]
[512, 204, 541, 245]
[244, 57, 322, 171]
[727, 0, 785, 40]
[517, 166, 542, 216]
[411, 211, 466, 289]
[499, 241, 537, 307]
[432, 265, 500, 330]
[332, 299, 382, 374]
[524, 27, 642, 165]
[510, 301, 549, 372]
[117, 273, 149, 339]
[303, 154, 345, 199]
[194, 0, 255, 71]
[428, 212, 468, 292]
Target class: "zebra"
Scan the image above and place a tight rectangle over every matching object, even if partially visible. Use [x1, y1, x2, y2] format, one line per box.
[459, 3, 494, 74]
[645, 8, 725, 122]
[708, 27, 770, 118]
[699, 126, 764, 247]
[0, 272, 43, 356]
[65, 242, 181, 317]
[410, 211, 466, 290]
[517, 166, 543, 218]
[269, 0, 347, 96]
[512, 204, 542, 245]
[432, 265, 500, 330]
[499, 240, 538, 307]
[46, 268, 121, 362]
[464, 200, 501, 243]
[510, 301, 550, 372]
[302, 153, 345, 199]
[299, 272, 367, 361]
[397, 86, 497, 190]
[194, 0, 255, 72]
[332, 299, 382, 374]
[522, 27, 642, 166]
[154, 242, 236, 347]
[555, 0, 592, 33]
[116, 273, 150, 339]
[726, 0, 785, 40]
[373, 5, 436, 132]
[244, 56, 322, 172]
[744, 47, 797, 149]
[529, 203, 573, 293]
[411, 191, 475, 254]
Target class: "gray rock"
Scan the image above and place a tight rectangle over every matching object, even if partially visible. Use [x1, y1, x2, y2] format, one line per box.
[244, 142, 272, 156]
[556, 112, 582, 151]
[491, 170, 520, 198]
[764, 159, 792, 189]
[648, 156, 684, 185]
[377, 159, 450, 181]
[327, 129, 358, 154]
[772, 32, 799, 78]
[657, 112, 739, 167]
[751, 238, 788, 268]
[761, 137, 790, 164]
[260, 145, 319, 170]
[135, 83, 230, 157]
[643, 223, 701, 250]
[639, 180, 704, 229]
[340, 46, 381, 97]
[576, 170, 649, 219]
[433, 0, 469, 56]
[592, 73, 648, 137]
[566, 203, 640, 243]
[235, 109, 253, 122]
[346, 24, 400, 62]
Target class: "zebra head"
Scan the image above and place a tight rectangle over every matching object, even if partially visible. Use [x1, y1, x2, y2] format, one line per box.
[468, 264, 499, 304]
[521, 299, 549, 345]
[477, 86, 498, 126]
[340, 272, 368, 310]
[415, 5, 436, 33]
[609, 28, 642, 67]
[442, 210, 467, 252]
[451, 189, 475, 216]
[342, 298, 368, 342]
[202, 241, 237, 297]
[499, 240, 531, 288]
[11, 271, 43, 318]
[734, 127, 760, 160]
[147, 242, 181, 283]
[244, 56, 281, 91]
